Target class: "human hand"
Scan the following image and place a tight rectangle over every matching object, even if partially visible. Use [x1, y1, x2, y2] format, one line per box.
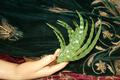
[0, 49, 68, 80]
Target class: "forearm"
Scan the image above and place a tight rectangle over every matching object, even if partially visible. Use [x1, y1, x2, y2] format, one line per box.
[0, 60, 18, 79]
[0, 60, 36, 80]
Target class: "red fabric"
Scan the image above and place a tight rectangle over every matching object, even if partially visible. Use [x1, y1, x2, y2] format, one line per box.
[39, 71, 120, 80]
[0, 54, 120, 80]
[0, 54, 25, 64]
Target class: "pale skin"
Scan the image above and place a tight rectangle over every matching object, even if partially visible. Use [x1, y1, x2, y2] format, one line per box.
[0, 49, 68, 80]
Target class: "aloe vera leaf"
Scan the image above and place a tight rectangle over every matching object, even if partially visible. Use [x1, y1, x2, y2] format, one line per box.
[57, 19, 88, 62]
[74, 22, 101, 60]
[71, 20, 82, 43]
[73, 11, 84, 36]
[78, 20, 88, 47]
[53, 31, 65, 49]
[57, 20, 74, 42]
[65, 20, 88, 61]
[73, 20, 79, 28]
[57, 15, 88, 62]
[69, 15, 85, 49]
[72, 18, 95, 60]
[76, 11, 84, 30]
[75, 11, 85, 39]
[46, 23, 66, 49]
[71, 12, 85, 43]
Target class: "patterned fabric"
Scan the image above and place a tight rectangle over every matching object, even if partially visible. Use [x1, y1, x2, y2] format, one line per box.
[39, 71, 120, 80]
[0, 54, 120, 80]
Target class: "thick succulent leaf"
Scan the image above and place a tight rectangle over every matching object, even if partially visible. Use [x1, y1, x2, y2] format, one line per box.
[68, 20, 88, 61]
[73, 20, 79, 28]
[46, 23, 66, 49]
[53, 31, 65, 49]
[71, 11, 85, 43]
[75, 21, 101, 60]
[78, 20, 88, 48]
[73, 18, 95, 59]
[47, 11, 101, 62]
[76, 11, 84, 31]
[57, 20, 74, 42]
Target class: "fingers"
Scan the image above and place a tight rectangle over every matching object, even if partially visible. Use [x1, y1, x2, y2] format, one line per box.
[16, 49, 64, 79]
[34, 55, 56, 68]
[17, 49, 61, 74]
[46, 62, 68, 74]
[54, 48, 61, 57]
[32, 62, 68, 78]
[17, 54, 57, 74]
[32, 48, 61, 68]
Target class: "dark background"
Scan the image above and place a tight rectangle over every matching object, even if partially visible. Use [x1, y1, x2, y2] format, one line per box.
[0, 0, 93, 56]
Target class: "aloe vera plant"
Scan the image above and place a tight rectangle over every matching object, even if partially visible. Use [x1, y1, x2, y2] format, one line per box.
[47, 11, 101, 63]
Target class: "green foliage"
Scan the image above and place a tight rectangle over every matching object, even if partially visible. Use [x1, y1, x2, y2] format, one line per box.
[47, 11, 101, 63]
